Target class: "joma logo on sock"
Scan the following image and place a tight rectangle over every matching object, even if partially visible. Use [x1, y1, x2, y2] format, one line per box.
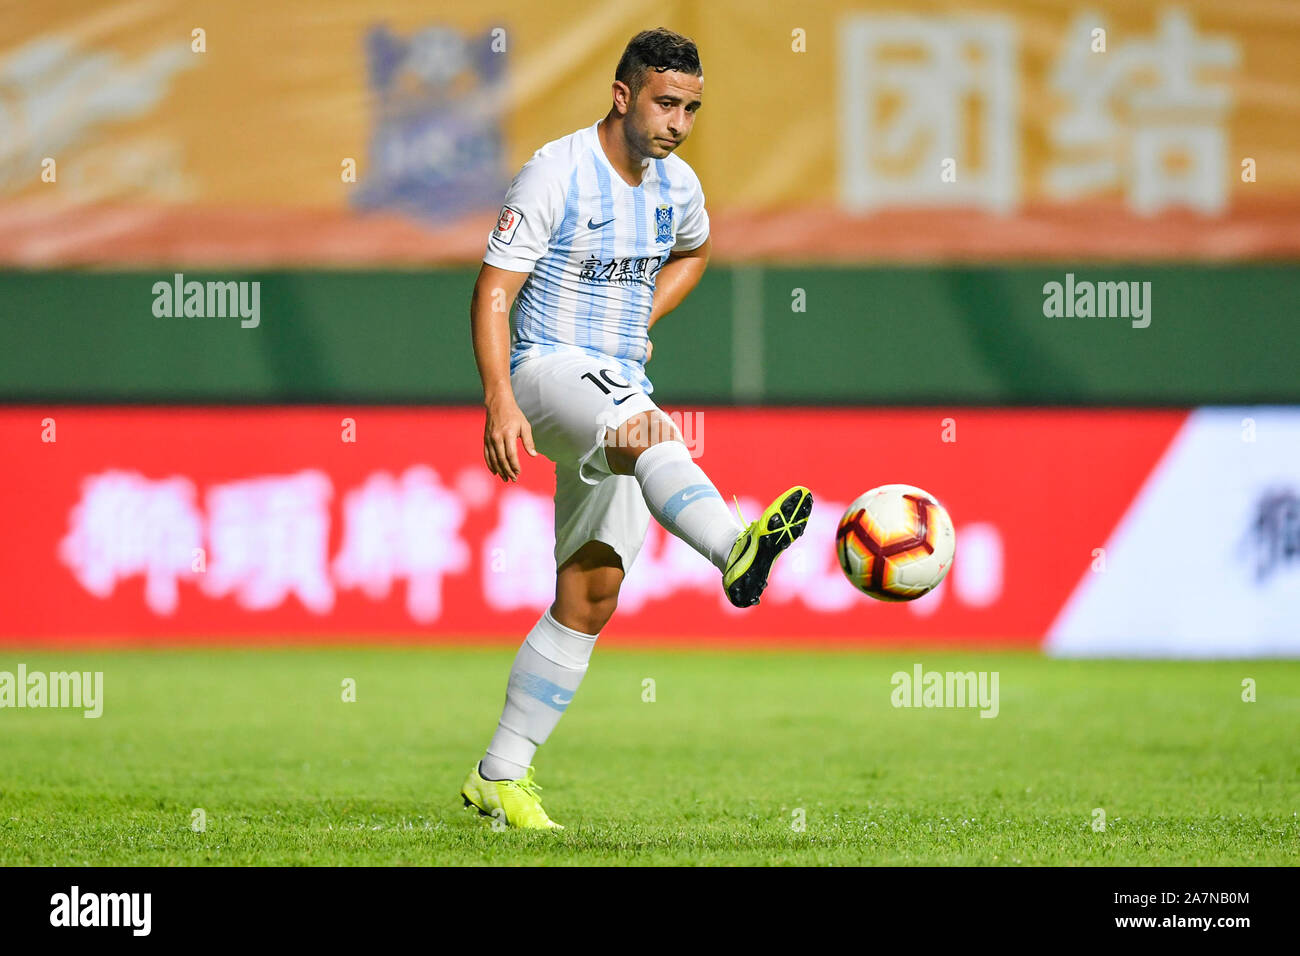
[891, 665, 999, 718]
[50, 886, 151, 936]
[1041, 273, 1151, 328]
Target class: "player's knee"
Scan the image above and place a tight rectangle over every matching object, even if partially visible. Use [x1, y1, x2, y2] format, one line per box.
[555, 548, 623, 632]
[590, 600, 619, 634]
[580, 582, 619, 629]
[561, 592, 616, 634]
[605, 411, 683, 475]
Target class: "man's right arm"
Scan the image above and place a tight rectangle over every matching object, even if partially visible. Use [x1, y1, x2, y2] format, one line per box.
[474, 153, 561, 481]
[470, 263, 536, 483]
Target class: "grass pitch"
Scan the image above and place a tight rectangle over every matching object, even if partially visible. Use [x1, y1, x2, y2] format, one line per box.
[1, 647, 1297, 866]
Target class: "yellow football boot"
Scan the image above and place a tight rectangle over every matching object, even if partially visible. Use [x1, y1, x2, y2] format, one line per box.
[460, 763, 564, 830]
[722, 486, 814, 607]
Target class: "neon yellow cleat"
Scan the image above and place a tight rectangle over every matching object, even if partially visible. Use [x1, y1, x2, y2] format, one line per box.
[722, 486, 814, 608]
[460, 763, 564, 830]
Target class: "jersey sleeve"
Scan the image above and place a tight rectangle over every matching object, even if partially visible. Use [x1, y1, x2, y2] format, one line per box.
[483, 157, 564, 273]
[672, 167, 710, 253]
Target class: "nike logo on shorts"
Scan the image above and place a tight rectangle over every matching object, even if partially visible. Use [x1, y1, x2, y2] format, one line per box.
[612, 394, 633, 405]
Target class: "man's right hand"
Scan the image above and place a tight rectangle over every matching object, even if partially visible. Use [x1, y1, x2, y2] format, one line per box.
[483, 394, 537, 482]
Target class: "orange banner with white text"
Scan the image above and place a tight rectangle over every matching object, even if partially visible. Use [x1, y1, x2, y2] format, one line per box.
[3, 0, 1299, 265]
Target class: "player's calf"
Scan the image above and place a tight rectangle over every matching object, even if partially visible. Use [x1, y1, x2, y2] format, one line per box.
[626, 436, 746, 571]
[607, 413, 812, 607]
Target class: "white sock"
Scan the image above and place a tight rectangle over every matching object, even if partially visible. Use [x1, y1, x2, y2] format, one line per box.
[633, 441, 744, 570]
[480, 608, 598, 781]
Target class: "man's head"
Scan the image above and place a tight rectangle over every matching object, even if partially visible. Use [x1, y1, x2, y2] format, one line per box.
[611, 28, 703, 161]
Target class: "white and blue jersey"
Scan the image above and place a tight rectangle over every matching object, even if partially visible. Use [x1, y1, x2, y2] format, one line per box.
[483, 121, 710, 394]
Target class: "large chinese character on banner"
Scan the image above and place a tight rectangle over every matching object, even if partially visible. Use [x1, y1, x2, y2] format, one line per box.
[1048, 10, 1239, 215]
[838, 15, 1019, 213]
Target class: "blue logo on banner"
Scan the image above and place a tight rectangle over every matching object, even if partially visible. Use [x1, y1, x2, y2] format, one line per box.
[354, 24, 507, 224]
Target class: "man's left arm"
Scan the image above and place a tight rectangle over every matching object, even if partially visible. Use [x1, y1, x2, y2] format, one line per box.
[646, 237, 711, 358]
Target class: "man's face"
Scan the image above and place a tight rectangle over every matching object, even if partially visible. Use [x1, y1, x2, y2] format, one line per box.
[622, 69, 703, 160]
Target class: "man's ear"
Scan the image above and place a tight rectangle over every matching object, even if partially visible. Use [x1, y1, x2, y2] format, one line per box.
[611, 80, 633, 116]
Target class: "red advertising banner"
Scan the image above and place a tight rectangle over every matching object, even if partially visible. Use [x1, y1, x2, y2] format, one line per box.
[0, 408, 1185, 646]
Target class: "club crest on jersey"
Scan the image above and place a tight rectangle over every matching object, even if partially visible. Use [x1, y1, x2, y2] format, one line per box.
[494, 205, 523, 244]
[654, 204, 674, 244]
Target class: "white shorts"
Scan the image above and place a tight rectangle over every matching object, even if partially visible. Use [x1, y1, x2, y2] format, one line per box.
[511, 349, 661, 573]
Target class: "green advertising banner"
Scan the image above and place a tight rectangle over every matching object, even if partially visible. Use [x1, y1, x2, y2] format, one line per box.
[2, 265, 1296, 405]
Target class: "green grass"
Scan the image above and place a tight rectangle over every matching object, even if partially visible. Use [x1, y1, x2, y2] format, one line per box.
[1, 648, 1297, 865]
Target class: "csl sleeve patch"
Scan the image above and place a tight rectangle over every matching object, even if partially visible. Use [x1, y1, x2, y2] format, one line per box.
[493, 205, 524, 245]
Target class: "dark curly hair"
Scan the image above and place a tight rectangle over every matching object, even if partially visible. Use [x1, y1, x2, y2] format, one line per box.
[615, 28, 702, 102]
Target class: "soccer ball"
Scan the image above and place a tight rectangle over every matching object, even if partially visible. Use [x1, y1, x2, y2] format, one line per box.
[835, 484, 955, 601]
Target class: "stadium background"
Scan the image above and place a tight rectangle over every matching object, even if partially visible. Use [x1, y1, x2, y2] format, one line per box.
[2, 0, 1298, 654]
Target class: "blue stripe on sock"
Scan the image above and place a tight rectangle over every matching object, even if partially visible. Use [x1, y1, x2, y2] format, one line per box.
[661, 483, 721, 523]
[514, 672, 574, 712]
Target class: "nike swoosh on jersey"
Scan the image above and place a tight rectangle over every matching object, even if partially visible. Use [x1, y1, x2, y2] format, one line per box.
[612, 394, 634, 405]
[587, 217, 616, 229]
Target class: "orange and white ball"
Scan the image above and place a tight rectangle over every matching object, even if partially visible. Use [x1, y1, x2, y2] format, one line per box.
[836, 484, 956, 601]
